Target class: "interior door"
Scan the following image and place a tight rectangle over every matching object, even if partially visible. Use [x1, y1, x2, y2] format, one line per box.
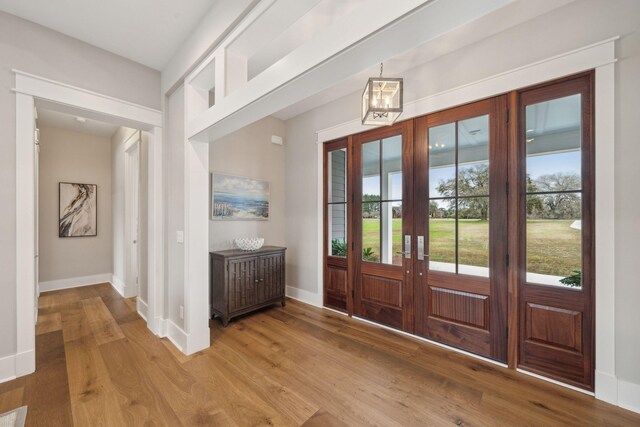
[517, 74, 594, 390]
[414, 97, 508, 361]
[353, 121, 414, 332]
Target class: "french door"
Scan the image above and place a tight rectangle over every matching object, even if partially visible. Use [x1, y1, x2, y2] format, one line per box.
[323, 72, 594, 390]
[414, 97, 508, 361]
[352, 121, 414, 332]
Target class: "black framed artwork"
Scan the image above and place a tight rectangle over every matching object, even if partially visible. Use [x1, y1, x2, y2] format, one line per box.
[59, 182, 97, 237]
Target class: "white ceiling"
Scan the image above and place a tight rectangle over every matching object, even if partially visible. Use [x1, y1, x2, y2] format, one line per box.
[0, 0, 217, 70]
[36, 104, 120, 138]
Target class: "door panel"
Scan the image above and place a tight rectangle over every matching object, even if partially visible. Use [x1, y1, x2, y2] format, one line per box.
[517, 74, 594, 390]
[415, 97, 508, 362]
[353, 121, 414, 332]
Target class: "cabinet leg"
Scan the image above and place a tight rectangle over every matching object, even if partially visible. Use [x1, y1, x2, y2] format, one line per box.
[281, 298, 286, 307]
[222, 317, 229, 327]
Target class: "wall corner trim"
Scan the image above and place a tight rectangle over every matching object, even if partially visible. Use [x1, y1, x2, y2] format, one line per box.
[110, 274, 136, 298]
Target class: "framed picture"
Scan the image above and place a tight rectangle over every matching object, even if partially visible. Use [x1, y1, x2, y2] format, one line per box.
[211, 173, 269, 220]
[59, 182, 97, 237]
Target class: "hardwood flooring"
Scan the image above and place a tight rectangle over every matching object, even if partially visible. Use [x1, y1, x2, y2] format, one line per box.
[0, 283, 638, 426]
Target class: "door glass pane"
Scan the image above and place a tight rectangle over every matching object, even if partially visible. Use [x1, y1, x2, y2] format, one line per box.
[429, 123, 455, 198]
[328, 149, 347, 202]
[428, 198, 456, 273]
[362, 140, 380, 198]
[525, 93, 583, 288]
[526, 193, 582, 288]
[458, 197, 489, 277]
[362, 202, 380, 263]
[525, 94, 581, 189]
[382, 135, 403, 200]
[328, 203, 347, 257]
[458, 115, 489, 197]
[381, 201, 402, 266]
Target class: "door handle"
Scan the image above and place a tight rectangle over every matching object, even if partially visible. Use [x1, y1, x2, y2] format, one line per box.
[417, 236, 425, 261]
[401, 235, 411, 259]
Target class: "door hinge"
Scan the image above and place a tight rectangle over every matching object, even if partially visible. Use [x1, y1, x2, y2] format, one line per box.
[506, 108, 510, 123]
[352, 289, 355, 299]
[506, 254, 510, 267]
[352, 241, 355, 250]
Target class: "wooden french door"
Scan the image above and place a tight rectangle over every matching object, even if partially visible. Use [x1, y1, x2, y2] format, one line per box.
[414, 97, 509, 361]
[352, 121, 415, 332]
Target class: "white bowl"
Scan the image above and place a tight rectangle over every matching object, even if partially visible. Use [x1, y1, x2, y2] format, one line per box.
[234, 237, 264, 251]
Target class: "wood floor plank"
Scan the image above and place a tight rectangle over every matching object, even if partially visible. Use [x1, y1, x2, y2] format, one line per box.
[0, 385, 24, 415]
[39, 288, 79, 309]
[22, 331, 73, 427]
[81, 297, 125, 345]
[302, 409, 349, 427]
[99, 294, 139, 325]
[98, 337, 184, 426]
[36, 312, 61, 335]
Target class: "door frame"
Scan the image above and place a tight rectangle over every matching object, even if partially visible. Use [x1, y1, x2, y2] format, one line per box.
[14, 70, 163, 379]
[317, 38, 617, 402]
[124, 132, 142, 298]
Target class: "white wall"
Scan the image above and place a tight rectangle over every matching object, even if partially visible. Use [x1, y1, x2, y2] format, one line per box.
[0, 10, 160, 359]
[284, 0, 640, 390]
[209, 116, 286, 250]
[111, 127, 149, 303]
[38, 127, 112, 282]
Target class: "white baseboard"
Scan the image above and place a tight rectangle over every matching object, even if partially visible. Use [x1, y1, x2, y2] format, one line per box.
[137, 298, 148, 321]
[166, 319, 188, 353]
[619, 379, 640, 414]
[596, 370, 618, 404]
[39, 273, 112, 293]
[286, 285, 322, 307]
[110, 274, 137, 298]
[0, 349, 35, 384]
[0, 354, 16, 383]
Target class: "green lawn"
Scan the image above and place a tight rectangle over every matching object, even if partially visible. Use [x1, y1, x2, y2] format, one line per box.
[362, 218, 580, 276]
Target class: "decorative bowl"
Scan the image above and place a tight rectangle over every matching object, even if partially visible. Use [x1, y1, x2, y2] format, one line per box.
[234, 237, 264, 251]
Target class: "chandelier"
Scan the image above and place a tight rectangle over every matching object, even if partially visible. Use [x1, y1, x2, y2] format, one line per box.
[361, 63, 403, 126]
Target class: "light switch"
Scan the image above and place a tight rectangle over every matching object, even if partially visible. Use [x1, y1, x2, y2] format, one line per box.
[177, 230, 184, 243]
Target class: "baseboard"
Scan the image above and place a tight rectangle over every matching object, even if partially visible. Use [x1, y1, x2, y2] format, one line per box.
[39, 273, 112, 293]
[0, 354, 16, 383]
[619, 379, 640, 414]
[110, 274, 137, 298]
[0, 350, 35, 384]
[137, 298, 148, 321]
[286, 286, 322, 307]
[595, 370, 618, 405]
[166, 319, 188, 354]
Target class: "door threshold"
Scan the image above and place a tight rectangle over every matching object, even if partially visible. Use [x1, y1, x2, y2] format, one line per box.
[351, 315, 508, 368]
[517, 368, 594, 396]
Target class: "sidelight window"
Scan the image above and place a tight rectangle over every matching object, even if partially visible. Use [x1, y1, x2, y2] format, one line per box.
[328, 148, 348, 257]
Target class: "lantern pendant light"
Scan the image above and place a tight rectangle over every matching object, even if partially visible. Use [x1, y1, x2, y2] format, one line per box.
[361, 62, 403, 126]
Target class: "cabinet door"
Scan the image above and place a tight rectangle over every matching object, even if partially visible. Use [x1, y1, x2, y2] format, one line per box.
[259, 253, 285, 301]
[228, 257, 258, 312]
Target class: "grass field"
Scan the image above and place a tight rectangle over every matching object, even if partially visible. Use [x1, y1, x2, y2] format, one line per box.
[362, 218, 581, 276]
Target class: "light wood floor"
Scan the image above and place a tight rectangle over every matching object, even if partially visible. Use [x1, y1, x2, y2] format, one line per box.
[0, 283, 638, 426]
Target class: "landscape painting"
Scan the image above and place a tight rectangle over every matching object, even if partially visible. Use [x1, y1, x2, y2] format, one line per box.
[211, 173, 269, 220]
[59, 182, 97, 237]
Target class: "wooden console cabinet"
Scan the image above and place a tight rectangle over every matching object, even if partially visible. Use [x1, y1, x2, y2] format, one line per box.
[210, 246, 286, 326]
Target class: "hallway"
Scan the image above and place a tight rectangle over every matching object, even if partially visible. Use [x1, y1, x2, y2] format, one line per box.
[0, 283, 638, 426]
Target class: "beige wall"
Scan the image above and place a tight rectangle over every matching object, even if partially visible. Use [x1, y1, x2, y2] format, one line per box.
[0, 10, 160, 358]
[284, 0, 640, 386]
[209, 116, 286, 250]
[38, 127, 112, 282]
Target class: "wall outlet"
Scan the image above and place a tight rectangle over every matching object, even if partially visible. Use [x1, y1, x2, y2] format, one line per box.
[177, 230, 184, 243]
[179, 305, 184, 319]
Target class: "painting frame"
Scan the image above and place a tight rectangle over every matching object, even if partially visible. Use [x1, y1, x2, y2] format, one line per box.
[211, 173, 270, 221]
[58, 182, 98, 238]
